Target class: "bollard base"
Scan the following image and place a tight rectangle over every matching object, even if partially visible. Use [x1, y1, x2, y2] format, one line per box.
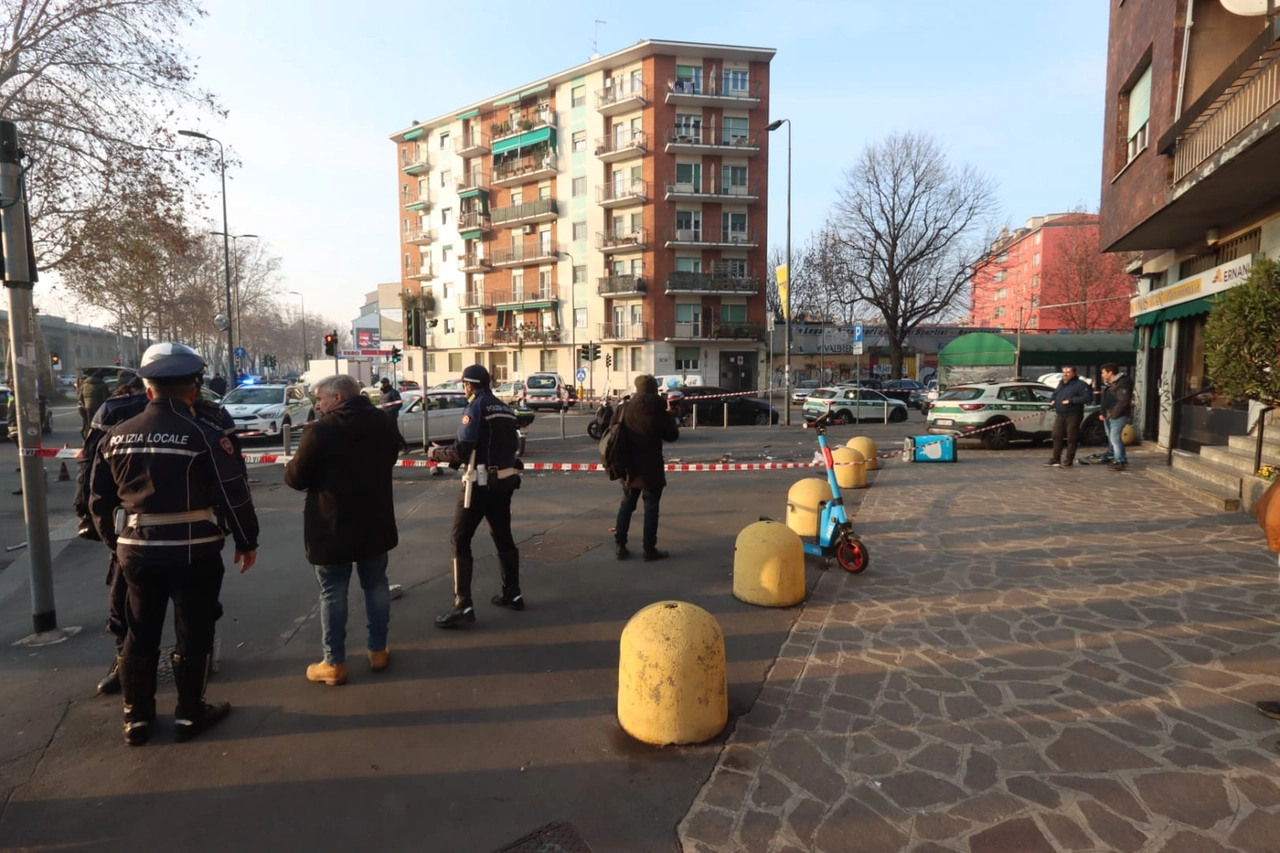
[13, 625, 81, 647]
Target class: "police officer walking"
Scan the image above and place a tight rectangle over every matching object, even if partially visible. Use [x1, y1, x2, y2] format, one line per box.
[428, 364, 523, 628]
[88, 343, 259, 746]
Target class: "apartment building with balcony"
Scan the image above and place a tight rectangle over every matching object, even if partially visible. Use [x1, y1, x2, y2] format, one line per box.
[969, 213, 1133, 333]
[390, 39, 774, 395]
[1102, 1, 1280, 458]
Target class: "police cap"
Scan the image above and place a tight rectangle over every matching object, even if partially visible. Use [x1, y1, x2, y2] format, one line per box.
[461, 364, 491, 388]
[136, 342, 206, 379]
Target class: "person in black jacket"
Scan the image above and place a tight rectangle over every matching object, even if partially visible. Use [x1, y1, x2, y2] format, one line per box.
[285, 374, 401, 685]
[1100, 363, 1133, 472]
[1045, 366, 1093, 469]
[614, 375, 680, 561]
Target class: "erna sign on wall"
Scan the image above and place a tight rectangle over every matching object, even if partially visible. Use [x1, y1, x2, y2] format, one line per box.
[1130, 254, 1257, 317]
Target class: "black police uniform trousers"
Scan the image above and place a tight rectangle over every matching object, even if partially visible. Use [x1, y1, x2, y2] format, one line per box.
[121, 553, 224, 662]
[451, 484, 516, 559]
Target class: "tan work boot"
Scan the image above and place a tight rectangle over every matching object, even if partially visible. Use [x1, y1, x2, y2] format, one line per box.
[305, 661, 348, 686]
[367, 649, 390, 672]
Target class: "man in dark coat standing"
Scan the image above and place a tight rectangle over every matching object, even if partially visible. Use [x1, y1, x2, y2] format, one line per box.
[1045, 366, 1093, 469]
[285, 374, 401, 686]
[614, 375, 680, 561]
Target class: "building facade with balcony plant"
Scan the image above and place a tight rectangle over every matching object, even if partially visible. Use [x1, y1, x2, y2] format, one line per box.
[1101, 0, 1280, 468]
[389, 39, 774, 396]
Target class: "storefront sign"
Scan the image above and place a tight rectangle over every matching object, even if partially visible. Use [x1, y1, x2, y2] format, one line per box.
[1129, 254, 1256, 317]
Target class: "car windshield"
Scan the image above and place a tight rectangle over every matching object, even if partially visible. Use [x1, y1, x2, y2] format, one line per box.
[222, 387, 284, 405]
[526, 375, 557, 389]
[937, 388, 983, 401]
[808, 389, 837, 400]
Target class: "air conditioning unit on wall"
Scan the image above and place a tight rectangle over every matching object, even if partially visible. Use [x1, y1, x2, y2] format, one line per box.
[522, 224, 536, 235]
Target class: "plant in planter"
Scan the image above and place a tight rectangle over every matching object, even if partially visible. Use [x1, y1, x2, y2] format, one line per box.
[519, 119, 533, 131]
[1258, 465, 1277, 483]
[1205, 258, 1280, 408]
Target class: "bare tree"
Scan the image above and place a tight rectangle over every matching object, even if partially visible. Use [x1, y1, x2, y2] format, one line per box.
[1038, 215, 1137, 332]
[826, 132, 999, 378]
[764, 237, 841, 322]
[0, 0, 224, 271]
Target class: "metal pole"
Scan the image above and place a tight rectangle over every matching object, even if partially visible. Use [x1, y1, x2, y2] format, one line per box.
[0, 120, 55, 634]
[784, 119, 792, 426]
[216, 141, 234, 376]
[332, 328, 339, 375]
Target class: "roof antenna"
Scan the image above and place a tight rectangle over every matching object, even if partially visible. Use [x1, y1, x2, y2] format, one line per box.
[591, 19, 606, 59]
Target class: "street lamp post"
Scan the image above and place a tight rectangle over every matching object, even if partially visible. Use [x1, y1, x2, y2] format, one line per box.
[179, 129, 234, 375]
[766, 118, 792, 425]
[212, 232, 258, 371]
[288, 290, 306, 375]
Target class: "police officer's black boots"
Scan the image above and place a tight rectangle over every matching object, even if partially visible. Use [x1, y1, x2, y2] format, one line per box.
[435, 557, 476, 628]
[118, 654, 158, 746]
[491, 551, 524, 610]
[97, 656, 122, 695]
[172, 651, 230, 742]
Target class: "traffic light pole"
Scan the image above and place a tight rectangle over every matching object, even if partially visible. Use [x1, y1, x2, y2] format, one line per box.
[331, 329, 338, 375]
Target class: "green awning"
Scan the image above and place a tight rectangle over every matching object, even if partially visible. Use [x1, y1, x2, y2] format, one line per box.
[405, 202, 425, 212]
[939, 331, 1136, 370]
[490, 126, 554, 156]
[403, 128, 424, 141]
[1132, 308, 1165, 327]
[459, 229, 483, 241]
[493, 93, 522, 106]
[459, 188, 487, 199]
[1161, 295, 1216, 321]
[520, 83, 549, 98]
[937, 333, 1015, 368]
[1151, 322, 1166, 348]
[456, 108, 480, 120]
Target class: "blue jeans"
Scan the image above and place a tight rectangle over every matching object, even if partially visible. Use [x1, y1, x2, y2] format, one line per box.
[1106, 417, 1128, 464]
[314, 553, 391, 665]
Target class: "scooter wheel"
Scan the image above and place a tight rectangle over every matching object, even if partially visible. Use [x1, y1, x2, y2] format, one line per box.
[587, 422, 602, 441]
[836, 537, 869, 574]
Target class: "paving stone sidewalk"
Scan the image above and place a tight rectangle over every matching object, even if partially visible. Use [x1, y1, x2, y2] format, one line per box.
[680, 449, 1280, 852]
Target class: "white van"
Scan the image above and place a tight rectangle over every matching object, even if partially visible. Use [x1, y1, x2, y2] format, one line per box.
[524, 372, 575, 410]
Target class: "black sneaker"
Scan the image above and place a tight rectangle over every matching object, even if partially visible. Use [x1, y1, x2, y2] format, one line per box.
[490, 591, 525, 610]
[1044, 460, 1060, 467]
[615, 544, 630, 560]
[1060, 462, 1074, 468]
[642, 549, 670, 562]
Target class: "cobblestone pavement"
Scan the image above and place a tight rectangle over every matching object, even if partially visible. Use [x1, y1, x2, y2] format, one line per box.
[680, 447, 1280, 852]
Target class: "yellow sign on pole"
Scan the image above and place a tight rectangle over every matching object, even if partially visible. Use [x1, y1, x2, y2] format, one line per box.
[776, 264, 789, 319]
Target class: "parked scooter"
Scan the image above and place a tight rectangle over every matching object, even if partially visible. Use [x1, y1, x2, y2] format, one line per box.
[587, 397, 615, 440]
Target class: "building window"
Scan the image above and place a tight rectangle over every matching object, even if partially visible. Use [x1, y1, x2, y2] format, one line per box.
[675, 346, 700, 371]
[441, 207, 451, 225]
[1028, 316, 1038, 329]
[675, 256, 701, 273]
[996, 251, 1008, 263]
[439, 131, 450, 149]
[442, 282, 451, 299]
[723, 165, 747, 190]
[611, 347, 623, 371]
[575, 307, 587, 329]
[993, 306, 1005, 319]
[1123, 64, 1151, 166]
[440, 169, 451, 188]
[572, 85, 585, 108]
[674, 64, 701, 94]
[407, 355, 414, 372]
[442, 245, 452, 263]
[994, 269, 1006, 283]
[573, 264, 586, 284]
[995, 287, 1007, 300]
[722, 211, 747, 241]
[448, 352, 461, 371]
[444, 318, 456, 334]
[572, 130, 586, 152]
[572, 176, 587, 197]
[1030, 294, 1039, 308]
[426, 353, 436, 373]
[541, 351, 557, 372]
[1033, 252, 1040, 266]
[572, 220, 587, 241]
[1032, 274, 1039, 288]
[675, 210, 701, 238]
[722, 116, 748, 143]
[721, 303, 747, 323]
[630, 346, 642, 371]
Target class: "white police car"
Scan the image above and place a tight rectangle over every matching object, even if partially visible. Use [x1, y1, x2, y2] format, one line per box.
[221, 382, 314, 437]
[802, 386, 909, 424]
[926, 381, 1104, 449]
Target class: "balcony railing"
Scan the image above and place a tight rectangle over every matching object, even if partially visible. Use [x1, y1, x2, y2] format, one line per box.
[664, 125, 761, 154]
[597, 79, 649, 114]
[665, 180, 759, 202]
[594, 130, 649, 162]
[458, 252, 492, 273]
[1173, 45, 1280, 183]
[712, 322, 765, 341]
[492, 152, 558, 187]
[457, 211, 492, 232]
[664, 271, 760, 295]
[456, 172, 490, 194]
[492, 107, 557, 142]
[402, 193, 431, 210]
[459, 289, 494, 310]
[464, 329, 490, 347]
[401, 150, 430, 174]
[405, 262, 435, 281]
[491, 197, 559, 226]
[456, 129, 490, 157]
[597, 274, 647, 296]
[494, 325, 562, 345]
[665, 228, 758, 248]
[496, 285, 558, 306]
[598, 178, 649, 207]
[601, 321, 649, 341]
[598, 228, 648, 252]
[490, 240, 562, 267]
[662, 319, 762, 341]
[404, 228, 435, 246]
[665, 75, 762, 105]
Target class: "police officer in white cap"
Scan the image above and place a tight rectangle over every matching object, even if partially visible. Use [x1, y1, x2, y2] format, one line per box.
[88, 343, 259, 745]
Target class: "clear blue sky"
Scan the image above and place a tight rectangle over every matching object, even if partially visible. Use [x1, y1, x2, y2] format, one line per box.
[161, 0, 1110, 329]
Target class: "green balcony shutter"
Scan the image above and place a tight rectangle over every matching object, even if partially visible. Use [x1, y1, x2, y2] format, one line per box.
[1128, 66, 1152, 137]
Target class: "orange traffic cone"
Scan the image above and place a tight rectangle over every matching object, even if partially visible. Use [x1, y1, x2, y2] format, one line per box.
[57, 444, 70, 481]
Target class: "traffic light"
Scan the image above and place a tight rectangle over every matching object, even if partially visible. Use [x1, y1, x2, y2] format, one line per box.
[390, 346, 402, 364]
[50, 352, 60, 366]
[405, 309, 422, 347]
[605, 354, 613, 368]
[590, 343, 601, 361]
[323, 332, 337, 356]
[578, 344, 590, 362]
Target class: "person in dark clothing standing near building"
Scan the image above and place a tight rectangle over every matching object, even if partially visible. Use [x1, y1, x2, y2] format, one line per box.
[614, 375, 680, 561]
[88, 343, 259, 746]
[379, 377, 408, 453]
[429, 364, 523, 628]
[285, 374, 400, 686]
[1100, 362, 1133, 472]
[78, 370, 109, 439]
[1045, 366, 1093, 469]
[208, 373, 228, 397]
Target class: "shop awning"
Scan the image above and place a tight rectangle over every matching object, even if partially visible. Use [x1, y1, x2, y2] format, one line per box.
[939, 331, 1136, 370]
[1132, 308, 1165, 327]
[402, 128, 424, 141]
[455, 108, 480, 120]
[1161, 295, 1216, 321]
[490, 126, 554, 156]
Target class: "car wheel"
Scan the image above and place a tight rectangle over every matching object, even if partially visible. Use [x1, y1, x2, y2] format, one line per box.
[754, 412, 770, 426]
[306, 409, 316, 422]
[889, 407, 908, 423]
[1081, 415, 1107, 446]
[981, 423, 1012, 450]
[831, 410, 852, 425]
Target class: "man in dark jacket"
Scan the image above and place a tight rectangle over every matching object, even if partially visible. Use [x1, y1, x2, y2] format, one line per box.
[614, 375, 680, 561]
[285, 374, 401, 685]
[1100, 362, 1133, 472]
[1045, 366, 1093, 468]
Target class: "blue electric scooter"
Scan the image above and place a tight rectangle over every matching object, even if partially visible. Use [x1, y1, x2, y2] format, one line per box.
[762, 413, 870, 573]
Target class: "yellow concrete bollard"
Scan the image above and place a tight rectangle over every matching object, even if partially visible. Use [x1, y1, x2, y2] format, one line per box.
[617, 601, 727, 745]
[733, 521, 806, 607]
[786, 478, 831, 537]
[831, 446, 867, 490]
[847, 436, 879, 471]
[1121, 423, 1138, 446]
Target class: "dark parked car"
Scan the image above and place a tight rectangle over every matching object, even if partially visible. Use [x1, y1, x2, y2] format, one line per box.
[677, 386, 779, 426]
[882, 379, 927, 408]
